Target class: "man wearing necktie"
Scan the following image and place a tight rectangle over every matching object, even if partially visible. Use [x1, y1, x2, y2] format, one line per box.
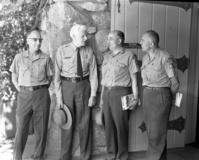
[55, 24, 98, 160]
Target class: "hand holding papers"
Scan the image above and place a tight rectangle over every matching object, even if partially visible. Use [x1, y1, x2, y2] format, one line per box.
[121, 93, 141, 110]
[174, 92, 183, 107]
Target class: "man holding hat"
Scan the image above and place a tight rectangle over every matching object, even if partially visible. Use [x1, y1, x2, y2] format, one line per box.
[55, 24, 98, 160]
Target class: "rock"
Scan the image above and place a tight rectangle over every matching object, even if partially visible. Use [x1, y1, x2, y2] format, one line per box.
[87, 26, 97, 34]
[91, 12, 110, 30]
[78, 2, 107, 12]
[53, 0, 108, 3]
[95, 29, 109, 53]
[48, 2, 92, 28]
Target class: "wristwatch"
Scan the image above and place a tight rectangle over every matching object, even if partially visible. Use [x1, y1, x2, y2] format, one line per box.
[133, 99, 138, 102]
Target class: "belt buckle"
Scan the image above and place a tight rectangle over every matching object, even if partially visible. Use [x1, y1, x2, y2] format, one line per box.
[71, 78, 76, 83]
[29, 87, 34, 91]
[107, 86, 112, 90]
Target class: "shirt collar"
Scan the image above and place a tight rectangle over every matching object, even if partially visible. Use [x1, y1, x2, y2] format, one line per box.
[22, 49, 45, 60]
[70, 42, 81, 51]
[111, 47, 125, 57]
[147, 47, 160, 61]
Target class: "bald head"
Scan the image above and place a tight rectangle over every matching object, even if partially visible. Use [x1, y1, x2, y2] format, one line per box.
[144, 30, 159, 48]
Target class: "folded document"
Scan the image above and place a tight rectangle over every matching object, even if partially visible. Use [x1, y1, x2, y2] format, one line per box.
[121, 93, 141, 110]
[175, 92, 183, 107]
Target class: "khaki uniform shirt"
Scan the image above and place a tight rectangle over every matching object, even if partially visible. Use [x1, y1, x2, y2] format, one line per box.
[101, 48, 140, 87]
[55, 42, 98, 98]
[9, 50, 54, 86]
[141, 48, 178, 87]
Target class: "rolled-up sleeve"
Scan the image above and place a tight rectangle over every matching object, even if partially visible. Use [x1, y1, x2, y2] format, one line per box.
[89, 49, 98, 97]
[9, 55, 19, 75]
[46, 56, 54, 77]
[55, 48, 63, 98]
[129, 53, 140, 77]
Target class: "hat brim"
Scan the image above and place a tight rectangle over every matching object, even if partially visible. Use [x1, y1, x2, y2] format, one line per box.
[55, 104, 72, 130]
[95, 109, 105, 127]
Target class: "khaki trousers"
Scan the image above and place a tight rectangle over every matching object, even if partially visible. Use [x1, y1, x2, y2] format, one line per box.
[143, 87, 172, 160]
[102, 87, 131, 160]
[13, 87, 50, 160]
[60, 79, 91, 160]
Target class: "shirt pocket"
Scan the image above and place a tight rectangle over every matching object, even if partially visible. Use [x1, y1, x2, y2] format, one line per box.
[101, 61, 108, 75]
[115, 63, 126, 73]
[62, 57, 72, 72]
[152, 65, 163, 80]
[82, 58, 89, 72]
[37, 63, 46, 81]
[19, 64, 29, 79]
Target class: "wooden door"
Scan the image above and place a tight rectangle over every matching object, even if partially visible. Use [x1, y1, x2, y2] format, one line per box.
[111, 0, 191, 151]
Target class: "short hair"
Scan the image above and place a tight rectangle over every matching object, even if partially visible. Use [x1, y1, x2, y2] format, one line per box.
[112, 30, 125, 45]
[145, 30, 159, 47]
[26, 27, 41, 38]
[70, 24, 87, 38]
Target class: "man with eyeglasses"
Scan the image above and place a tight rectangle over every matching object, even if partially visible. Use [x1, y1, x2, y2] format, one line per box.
[55, 24, 98, 160]
[10, 28, 54, 160]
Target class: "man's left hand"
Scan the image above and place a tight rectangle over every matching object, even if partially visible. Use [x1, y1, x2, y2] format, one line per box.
[128, 99, 139, 110]
[88, 96, 96, 107]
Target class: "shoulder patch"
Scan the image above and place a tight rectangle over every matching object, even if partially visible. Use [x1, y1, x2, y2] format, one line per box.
[167, 56, 176, 70]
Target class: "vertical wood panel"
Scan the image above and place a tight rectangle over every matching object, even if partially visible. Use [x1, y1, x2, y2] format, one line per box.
[172, 8, 191, 147]
[164, 6, 179, 148]
[186, 2, 199, 144]
[111, 0, 116, 31]
[125, 1, 139, 55]
[125, 1, 140, 151]
[138, 3, 153, 60]
[153, 4, 166, 50]
[114, 0, 125, 32]
[131, 2, 153, 151]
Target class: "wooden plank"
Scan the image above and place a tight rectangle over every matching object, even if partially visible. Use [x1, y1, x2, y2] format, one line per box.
[138, 2, 153, 60]
[186, 2, 199, 144]
[111, 0, 116, 31]
[164, 5, 179, 148]
[153, 4, 166, 50]
[114, 0, 125, 32]
[130, 2, 153, 151]
[125, 1, 141, 151]
[125, 1, 139, 55]
[172, 7, 191, 148]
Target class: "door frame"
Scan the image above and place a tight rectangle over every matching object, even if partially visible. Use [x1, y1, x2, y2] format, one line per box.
[185, 2, 199, 144]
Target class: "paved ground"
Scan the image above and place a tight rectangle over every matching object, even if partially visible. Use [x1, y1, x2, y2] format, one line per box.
[0, 131, 145, 160]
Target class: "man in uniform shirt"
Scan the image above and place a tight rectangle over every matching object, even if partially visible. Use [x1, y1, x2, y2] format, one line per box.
[100, 30, 139, 160]
[10, 28, 54, 160]
[55, 24, 98, 160]
[140, 30, 180, 160]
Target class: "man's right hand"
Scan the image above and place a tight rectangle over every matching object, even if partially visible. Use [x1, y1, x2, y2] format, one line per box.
[57, 97, 63, 109]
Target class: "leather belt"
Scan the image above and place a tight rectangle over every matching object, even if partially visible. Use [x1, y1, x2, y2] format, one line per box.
[145, 86, 170, 90]
[20, 85, 47, 91]
[104, 86, 131, 90]
[61, 76, 89, 83]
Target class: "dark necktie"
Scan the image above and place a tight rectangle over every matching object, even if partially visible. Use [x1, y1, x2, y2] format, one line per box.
[77, 47, 83, 77]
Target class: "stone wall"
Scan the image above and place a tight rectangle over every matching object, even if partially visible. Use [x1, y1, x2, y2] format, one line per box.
[38, 0, 111, 158]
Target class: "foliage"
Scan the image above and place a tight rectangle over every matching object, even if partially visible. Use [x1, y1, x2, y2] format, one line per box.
[0, 1, 40, 101]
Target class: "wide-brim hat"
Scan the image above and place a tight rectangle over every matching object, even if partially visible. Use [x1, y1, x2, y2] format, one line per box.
[95, 109, 105, 127]
[53, 104, 72, 130]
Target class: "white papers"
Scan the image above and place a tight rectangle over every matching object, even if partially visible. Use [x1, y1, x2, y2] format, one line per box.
[121, 93, 141, 110]
[175, 92, 183, 107]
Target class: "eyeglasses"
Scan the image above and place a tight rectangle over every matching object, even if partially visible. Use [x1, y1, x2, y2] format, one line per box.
[28, 38, 43, 43]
